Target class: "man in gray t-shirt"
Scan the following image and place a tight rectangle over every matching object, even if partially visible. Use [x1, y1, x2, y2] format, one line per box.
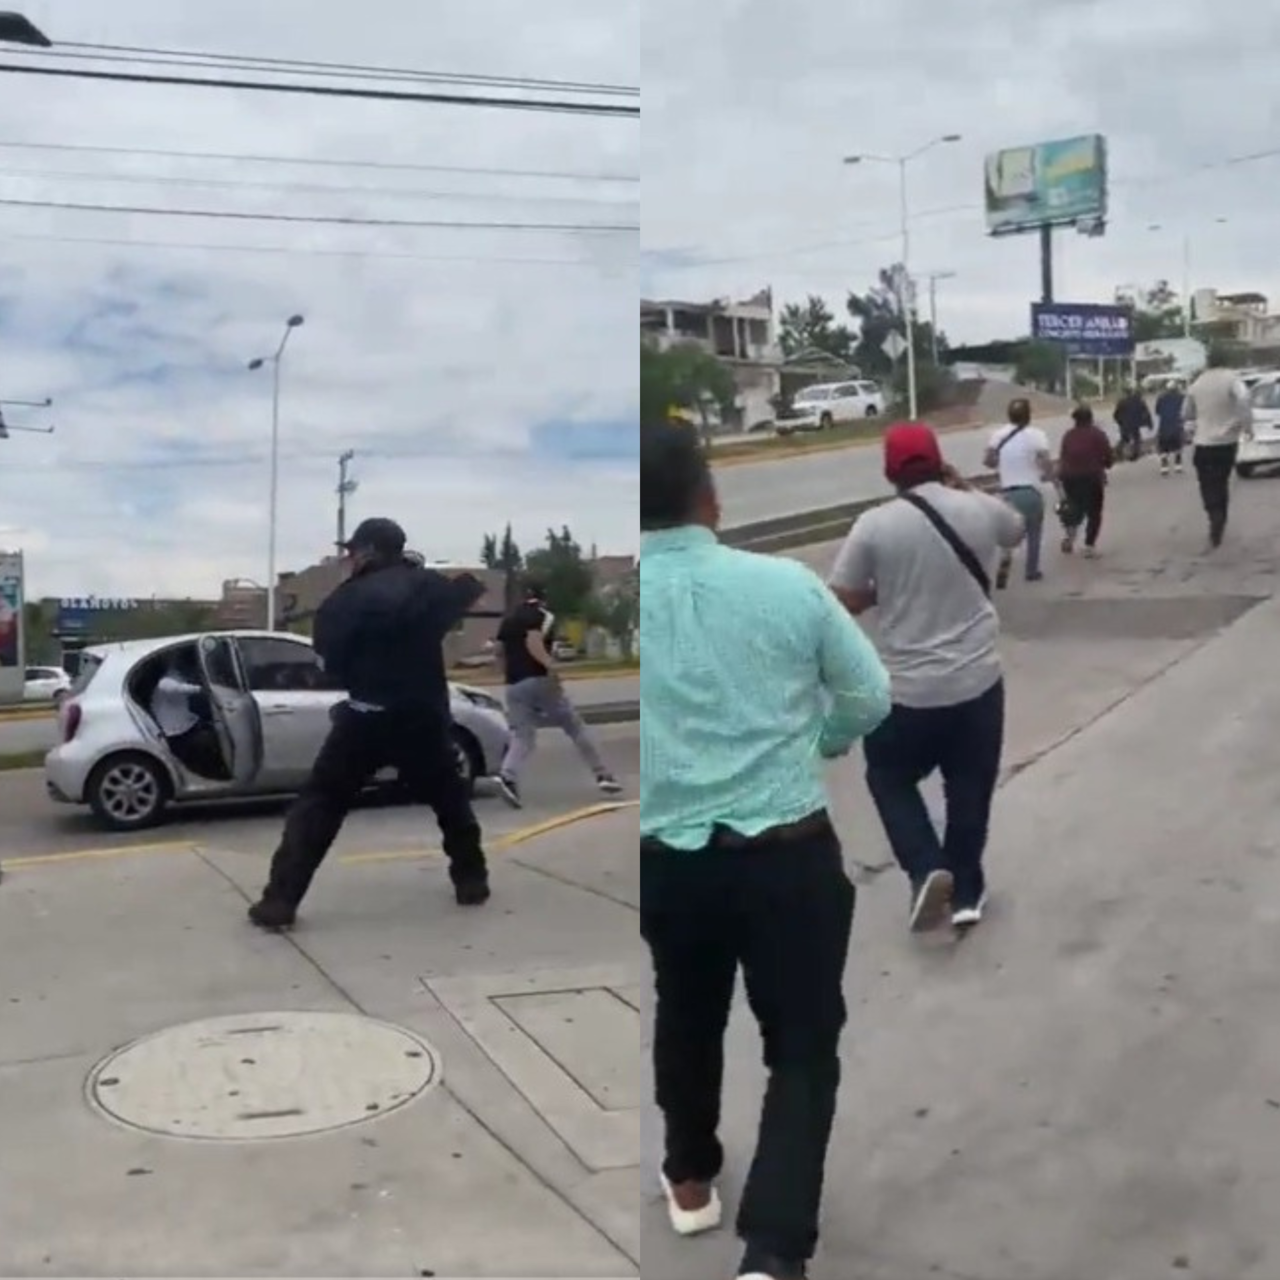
[829, 422, 1024, 932]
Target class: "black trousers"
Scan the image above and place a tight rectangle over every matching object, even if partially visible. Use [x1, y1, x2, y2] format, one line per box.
[863, 679, 1004, 910]
[1193, 442, 1238, 544]
[264, 703, 487, 907]
[640, 817, 854, 1264]
[1060, 475, 1106, 547]
[1117, 425, 1143, 461]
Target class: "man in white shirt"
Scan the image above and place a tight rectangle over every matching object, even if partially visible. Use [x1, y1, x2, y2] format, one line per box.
[1184, 354, 1253, 549]
[151, 651, 225, 779]
[829, 423, 1025, 931]
[984, 397, 1055, 587]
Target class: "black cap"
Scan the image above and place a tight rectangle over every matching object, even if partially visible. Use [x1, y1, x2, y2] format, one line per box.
[343, 516, 406, 558]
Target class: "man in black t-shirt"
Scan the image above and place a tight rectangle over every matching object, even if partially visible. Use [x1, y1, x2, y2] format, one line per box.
[493, 581, 622, 807]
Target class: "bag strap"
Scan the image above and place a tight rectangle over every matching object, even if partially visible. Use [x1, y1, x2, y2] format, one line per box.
[899, 493, 991, 597]
[994, 420, 1030, 456]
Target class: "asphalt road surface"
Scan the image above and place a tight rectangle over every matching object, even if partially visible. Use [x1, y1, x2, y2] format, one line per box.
[0, 674, 639, 758]
[716, 414, 1073, 526]
[0, 723, 637, 864]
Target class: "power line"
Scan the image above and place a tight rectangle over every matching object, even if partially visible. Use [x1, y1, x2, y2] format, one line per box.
[0, 164, 637, 210]
[51, 40, 638, 97]
[2, 229, 623, 268]
[0, 138, 638, 184]
[0, 196, 638, 233]
[0, 63, 640, 117]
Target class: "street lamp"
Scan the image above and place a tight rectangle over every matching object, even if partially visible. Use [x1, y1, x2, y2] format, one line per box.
[248, 314, 305, 632]
[1148, 219, 1228, 338]
[0, 395, 54, 438]
[0, 12, 51, 46]
[922, 270, 957, 367]
[845, 134, 961, 419]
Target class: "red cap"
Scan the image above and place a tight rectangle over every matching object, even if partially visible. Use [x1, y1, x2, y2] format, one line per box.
[883, 421, 942, 483]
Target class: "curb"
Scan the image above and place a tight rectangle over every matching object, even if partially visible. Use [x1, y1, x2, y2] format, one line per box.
[710, 417, 985, 470]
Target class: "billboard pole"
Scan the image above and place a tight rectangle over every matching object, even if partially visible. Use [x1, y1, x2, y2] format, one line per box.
[1039, 224, 1054, 303]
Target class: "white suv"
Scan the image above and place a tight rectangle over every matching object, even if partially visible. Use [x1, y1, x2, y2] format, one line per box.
[775, 380, 885, 435]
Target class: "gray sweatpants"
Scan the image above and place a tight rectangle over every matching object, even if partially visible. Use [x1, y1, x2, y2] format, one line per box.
[502, 675, 607, 781]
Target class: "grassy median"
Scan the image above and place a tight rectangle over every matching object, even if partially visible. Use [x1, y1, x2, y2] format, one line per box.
[0, 749, 46, 772]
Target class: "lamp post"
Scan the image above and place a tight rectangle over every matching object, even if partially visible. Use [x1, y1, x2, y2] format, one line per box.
[0, 396, 54, 439]
[248, 314, 304, 632]
[1148, 218, 1228, 338]
[844, 134, 961, 419]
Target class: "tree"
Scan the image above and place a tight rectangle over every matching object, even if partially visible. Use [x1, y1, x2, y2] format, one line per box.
[640, 340, 737, 441]
[1114, 280, 1186, 342]
[587, 569, 638, 660]
[524, 526, 595, 619]
[846, 266, 947, 397]
[1014, 340, 1064, 391]
[481, 523, 523, 610]
[777, 295, 855, 362]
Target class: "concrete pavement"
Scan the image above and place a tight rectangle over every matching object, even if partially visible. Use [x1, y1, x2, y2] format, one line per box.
[0, 674, 639, 759]
[0, 730, 642, 1277]
[717, 414, 1073, 526]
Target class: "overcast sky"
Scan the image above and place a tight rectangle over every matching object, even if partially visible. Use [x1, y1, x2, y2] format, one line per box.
[643, 0, 1280, 350]
[0, 0, 636, 600]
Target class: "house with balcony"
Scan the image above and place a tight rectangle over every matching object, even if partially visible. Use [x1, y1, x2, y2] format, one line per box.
[1191, 289, 1280, 348]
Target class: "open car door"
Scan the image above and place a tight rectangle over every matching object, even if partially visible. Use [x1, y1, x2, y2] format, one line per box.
[196, 634, 263, 789]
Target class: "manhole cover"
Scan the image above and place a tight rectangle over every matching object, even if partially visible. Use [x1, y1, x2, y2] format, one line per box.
[86, 1011, 441, 1141]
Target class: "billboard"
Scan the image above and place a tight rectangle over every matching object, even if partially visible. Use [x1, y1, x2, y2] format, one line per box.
[0, 552, 24, 703]
[985, 134, 1107, 237]
[1031, 302, 1134, 357]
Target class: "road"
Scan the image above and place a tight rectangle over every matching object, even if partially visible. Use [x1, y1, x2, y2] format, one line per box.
[0, 722, 637, 863]
[716, 414, 1073, 526]
[0, 673, 638, 758]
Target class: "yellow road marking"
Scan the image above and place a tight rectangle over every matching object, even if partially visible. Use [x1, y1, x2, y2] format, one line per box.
[0, 800, 638, 873]
[2, 839, 198, 871]
[0, 707, 58, 723]
[340, 799, 639, 865]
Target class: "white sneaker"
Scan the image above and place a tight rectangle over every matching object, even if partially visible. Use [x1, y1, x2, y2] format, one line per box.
[952, 894, 989, 928]
[660, 1174, 722, 1236]
[909, 869, 954, 933]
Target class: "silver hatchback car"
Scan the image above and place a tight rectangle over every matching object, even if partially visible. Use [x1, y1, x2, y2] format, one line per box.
[45, 630, 511, 832]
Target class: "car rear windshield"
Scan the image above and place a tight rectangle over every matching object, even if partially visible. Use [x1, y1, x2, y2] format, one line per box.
[68, 653, 104, 696]
[1251, 381, 1280, 410]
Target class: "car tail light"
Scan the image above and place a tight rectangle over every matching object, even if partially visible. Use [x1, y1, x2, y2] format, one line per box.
[62, 702, 82, 742]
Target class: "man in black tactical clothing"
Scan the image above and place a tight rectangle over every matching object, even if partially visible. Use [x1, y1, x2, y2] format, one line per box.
[249, 517, 491, 930]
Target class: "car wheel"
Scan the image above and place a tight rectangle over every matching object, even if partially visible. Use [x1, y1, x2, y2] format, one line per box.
[451, 726, 484, 793]
[1237, 463, 1257, 478]
[865, 404, 879, 416]
[87, 752, 170, 831]
[819, 412, 834, 430]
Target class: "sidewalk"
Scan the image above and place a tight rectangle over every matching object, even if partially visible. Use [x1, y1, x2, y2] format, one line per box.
[0, 807, 641, 1278]
[643, 536, 1280, 1276]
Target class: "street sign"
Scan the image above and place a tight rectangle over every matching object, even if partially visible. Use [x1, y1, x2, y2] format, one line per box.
[883, 330, 908, 361]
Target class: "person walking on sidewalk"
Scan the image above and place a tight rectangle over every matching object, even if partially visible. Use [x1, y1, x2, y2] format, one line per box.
[829, 423, 1024, 931]
[1056, 404, 1114, 557]
[1154, 380, 1187, 475]
[1185, 353, 1253, 549]
[248, 518, 492, 930]
[640, 421, 890, 1280]
[1113, 385, 1152, 462]
[493, 581, 622, 808]
[985, 397, 1054, 587]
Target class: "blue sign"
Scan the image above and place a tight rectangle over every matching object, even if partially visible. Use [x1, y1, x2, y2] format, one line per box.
[1030, 302, 1134, 357]
[55, 596, 141, 636]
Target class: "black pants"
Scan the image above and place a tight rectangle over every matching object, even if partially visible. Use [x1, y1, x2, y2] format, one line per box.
[863, 679, 1004, 909]
[1118, 425, 1143, 461]
[1193, 443, 1238, 544]
[170, 722, 227, 781]
[1157, 430, 1183, 465]
[640, 818, 854, 1264]
[1060, 475, 1105, 548]
[264, 703, 487, 907]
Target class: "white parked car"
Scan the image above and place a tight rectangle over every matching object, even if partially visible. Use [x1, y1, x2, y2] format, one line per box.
[24, 665, 71, 703]
[45, 631, 512, 832]
[1237, 374, 1280, 478]
[775, 380, 885, 435]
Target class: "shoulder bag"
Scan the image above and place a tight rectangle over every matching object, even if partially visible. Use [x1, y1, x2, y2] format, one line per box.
[899, 492, 991, 597]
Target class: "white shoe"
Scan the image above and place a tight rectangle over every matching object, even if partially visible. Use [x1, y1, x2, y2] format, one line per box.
[909, 869, 953, 933]
[952, 894, 989, 928]
[660, 1174, 722, 1236]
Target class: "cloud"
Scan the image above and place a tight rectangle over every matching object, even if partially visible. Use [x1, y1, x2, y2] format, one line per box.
[643, 0, 1279, 347]
[0, 0, 637, 599]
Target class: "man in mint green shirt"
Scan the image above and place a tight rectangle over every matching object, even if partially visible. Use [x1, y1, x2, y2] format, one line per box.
[640, 421, 890, 1280]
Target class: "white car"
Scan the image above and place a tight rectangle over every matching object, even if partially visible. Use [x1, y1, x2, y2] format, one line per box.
[775, 380, 885, 435]
[1237, 374, 1280, 478]
[45, 630, 512, 832]
[24, 665, 71, 703]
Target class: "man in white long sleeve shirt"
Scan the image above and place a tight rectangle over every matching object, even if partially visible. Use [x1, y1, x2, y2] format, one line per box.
[1184, 353, 1253, 548]
[151, 653, 225, 779]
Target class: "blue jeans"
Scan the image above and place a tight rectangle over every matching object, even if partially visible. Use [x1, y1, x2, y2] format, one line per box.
[1000, 486, 1045, 579]
[863, 679, 1005, 909]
